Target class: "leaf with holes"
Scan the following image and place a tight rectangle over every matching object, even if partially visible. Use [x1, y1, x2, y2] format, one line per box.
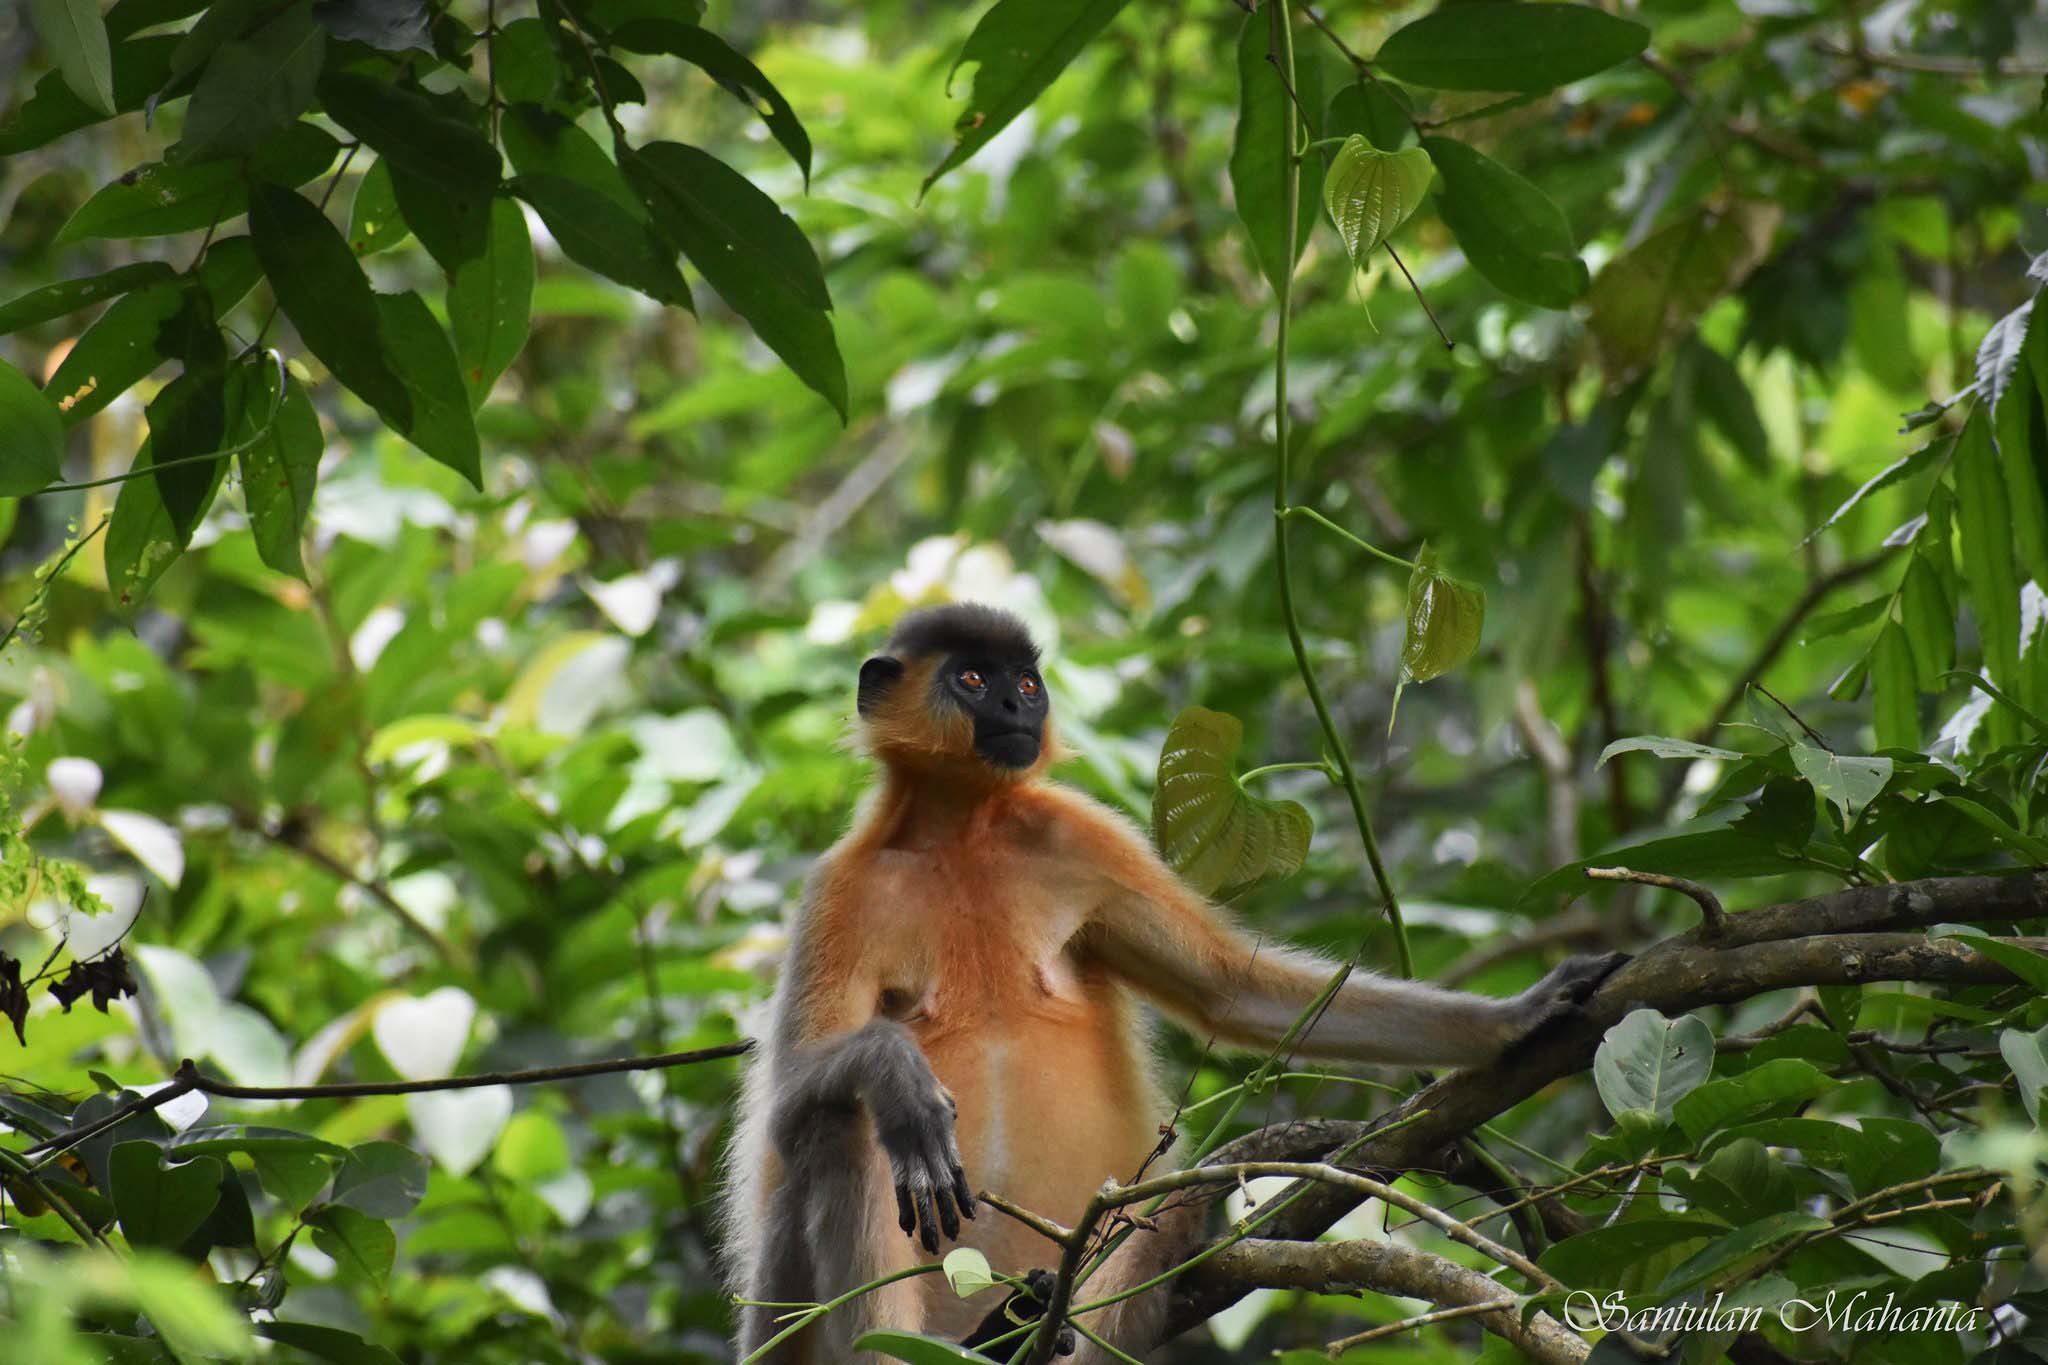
[1594, 1009, 1714, 1120]
[1788, 744, 1892, 825]
[1322, 137, 1431, 267]
[1151, 706, 1311, 899]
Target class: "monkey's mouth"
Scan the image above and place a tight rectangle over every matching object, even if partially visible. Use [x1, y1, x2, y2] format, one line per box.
[977, 729, 1041, 769]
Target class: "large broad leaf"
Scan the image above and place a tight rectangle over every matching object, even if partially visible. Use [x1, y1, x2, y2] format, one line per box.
[1588, 203, 1780, 383]
[1952, 410, 2019, 721]
[503, 107, 689, 307]
[1656, 1211, 1831, 1298]
[59, 122, 341, 240]
[2001, 1024, 2048, 1124]
[1151, 706, 1312, 899]
[1229, 11, 1323, 295]
[348, 158, 411, 256]
[1322, 137, 1431, 267]
[0, 261, 176, 336]
[612, 20, 811, 185]
[1788, 744, 1892, 824]
[450, 196, 535, 405]
[1423, 136, 1586, 308]
[307, 1206, 396, 1289]
[249, 182, 411, 429]
[922, 0, 1131, 193]
[0, 357, 67, 497]
[1538, 1221, 1725, 1293]
[144, 364, 229, 540]
[1991, 298, 2048, 591]
[1672, 1059, 1839, 1144]
[1375, 3, 1649, 93]
[43, 279, 187, 426]
[0, 33, 177, 155]
[236, 365, 320, 578]
[1594, 1009, 1715, 1120]
[317, 71, 499, 192]
[330, 1141, 430, 1219]
[30, 0, 117, 116]
[105, 434, 226, 612]
[172, 3, 325, 164]
[109, 1140, 223, 1249]
[625, 141, 846, 418]
[374, 290, 482, 487]
[255, 1322, 402, 1365]
[1520, 824, 1808, 906]
[389, 161, 491, 275]
[1700, 1117, 1938, 1196]
[1688, 338, 1770, 471]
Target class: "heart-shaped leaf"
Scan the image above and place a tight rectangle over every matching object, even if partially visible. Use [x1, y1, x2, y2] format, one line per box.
[1322, 137, 1432, 266]
[407, 1085, 512, 1176]
[1593, 1009, 1714, 1120]
[372, 986, 475, 1080]
[110, 1140, 222, 1249]
[1152, 707, 1312, 899]
[1393, 547, 1486, 729]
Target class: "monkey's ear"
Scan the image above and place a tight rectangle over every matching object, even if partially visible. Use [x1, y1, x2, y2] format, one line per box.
[857, 656, 905, 718]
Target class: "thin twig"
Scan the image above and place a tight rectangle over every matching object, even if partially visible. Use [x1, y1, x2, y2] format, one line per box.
[1327, 1297, 1519, 1352]
[1585, 866, 1728, 939]
[1384, 244, 1451, 348]
[978, 1190, 1076, 1247]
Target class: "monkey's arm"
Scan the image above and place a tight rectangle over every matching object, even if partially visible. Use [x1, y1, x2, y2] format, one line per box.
[767, 1017, 977, 1254]
[1064, 799, 1622, 1067]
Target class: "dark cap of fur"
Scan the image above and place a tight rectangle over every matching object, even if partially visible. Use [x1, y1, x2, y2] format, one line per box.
[886, 603, 1040, 665]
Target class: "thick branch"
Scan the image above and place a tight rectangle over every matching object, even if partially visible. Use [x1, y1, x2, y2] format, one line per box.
[1195, 1238, 1588, 1365]
[1165, 871, 2048, 1334]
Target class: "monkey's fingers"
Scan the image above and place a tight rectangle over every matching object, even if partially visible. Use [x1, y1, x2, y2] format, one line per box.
[951, 1162, 975, 1219]
[896, 1180, 917, 1238]
[915, 1182, 942, 1254]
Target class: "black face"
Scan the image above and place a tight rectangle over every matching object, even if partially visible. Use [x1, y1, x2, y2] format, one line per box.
[937, 653, 1049, 769]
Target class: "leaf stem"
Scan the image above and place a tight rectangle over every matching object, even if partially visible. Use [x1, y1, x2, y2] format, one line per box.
[1266, 0, 1414, 973]
[1281, 505, 1416, 570]
[1239, 760, 1332, 783]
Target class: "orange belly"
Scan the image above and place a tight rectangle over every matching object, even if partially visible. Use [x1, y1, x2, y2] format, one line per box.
[907, 994, 1162, 1339]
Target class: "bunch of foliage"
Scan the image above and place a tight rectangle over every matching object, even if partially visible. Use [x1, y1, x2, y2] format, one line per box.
[1, 0, 2046, 1361]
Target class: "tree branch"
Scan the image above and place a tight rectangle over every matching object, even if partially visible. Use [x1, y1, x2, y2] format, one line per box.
[1196, 1237, 1589, 1365]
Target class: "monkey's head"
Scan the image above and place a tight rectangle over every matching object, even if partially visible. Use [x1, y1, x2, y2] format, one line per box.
[856, 603, 1053, 780]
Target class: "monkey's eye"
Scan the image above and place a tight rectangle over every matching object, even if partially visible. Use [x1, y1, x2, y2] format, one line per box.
[958, 668, 986, 690]
[1018, 674, 1041, 699]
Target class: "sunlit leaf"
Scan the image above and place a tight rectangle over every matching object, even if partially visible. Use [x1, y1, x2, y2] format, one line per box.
[1322, 137, 1431, 267]
[1151, 706, 1312, 899]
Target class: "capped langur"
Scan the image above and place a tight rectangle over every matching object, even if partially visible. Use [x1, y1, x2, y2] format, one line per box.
[726, 604, 1625, 1363]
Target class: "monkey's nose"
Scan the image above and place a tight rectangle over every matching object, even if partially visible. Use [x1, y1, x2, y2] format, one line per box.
[1001, 697, 1019, 714]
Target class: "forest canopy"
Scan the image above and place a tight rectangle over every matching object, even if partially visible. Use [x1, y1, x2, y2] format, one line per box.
[1, 0, 2047, 1361]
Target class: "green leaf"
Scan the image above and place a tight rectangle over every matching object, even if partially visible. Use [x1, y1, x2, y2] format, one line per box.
[1151, 706, 1313, 899]
[612, 20, 812, 185]
[0, 357, 67, 497]
[1375, 3, 1649, 93]
[1932, 928, 2048, 993]
[450, 196, 535, 405]
[1588, 203, 1780, 384]
[941, 1247, 1000, 1298]
[307, 1205, 396, 1289]
[105, 433, 226, 612]
[172, 3, 325, 164]
[1400, 545, 1484, 684]
[1898, 552, 1955, 682]
[1871, 620, 1919, 750]
[1938, 795, 2048, 863]
[44, 279, 185, 426]
[237, 366, 319, 577]
[1421, 136, 1586, 308]
[1672, 1059, 1839, 1144]
[1688, 339, 1770, 471]
[1538, 1221, 1725, 1292]
[0, 33, 177, 155]
[1597, 736, 1744, 766]
[625, 141, 846, 418]
[249, 181, 411, 429]
[1594, 1009, 1715, 1120]
[374, 290, 482, 487]
[251, 1149, 333, 1212]
[1325, 80, 1412, 152]
[30, 0, 118, 116]
[922, 0, 1131, 193]
[1788, 744, 1892, 824]
[331, 1140, 430, 1218]
[1655, 1211, 1830, 1297]
[348, 158, 411, 256]
[59, 121, 342, 241]
[317, 71, 499, 193]
[1952, 408, 2020, 722]
[166, 1124, 349, 1161]
[1229, 11, 1322, 295]
[2000, 1024, 2048, 1124]
[1322, 137, 1431, 266]
[1992, 301, 2048, 591]
[489, 19, 561, 105]
[110, 1140, 223, 1249]
[512, 172, 690, 308]
[1807, 432, 1948, 542]
[853, 1332, 996, 1365]
[1700, 1117, 1938, 1196]
[1521, 826, 1807, 906]
[255, 1322, 402, 1365]
[144, 364, 229, 540]
[0, 262, 177, 336]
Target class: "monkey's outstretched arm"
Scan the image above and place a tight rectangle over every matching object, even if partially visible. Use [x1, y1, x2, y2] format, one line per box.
[1068, 803, 1623, 1067]
[768, 1019, 977, 1254]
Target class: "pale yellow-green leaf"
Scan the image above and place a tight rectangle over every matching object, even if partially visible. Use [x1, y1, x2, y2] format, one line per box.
[1323, 137, 1433, 266]
[1151, 707, 1312, 899]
